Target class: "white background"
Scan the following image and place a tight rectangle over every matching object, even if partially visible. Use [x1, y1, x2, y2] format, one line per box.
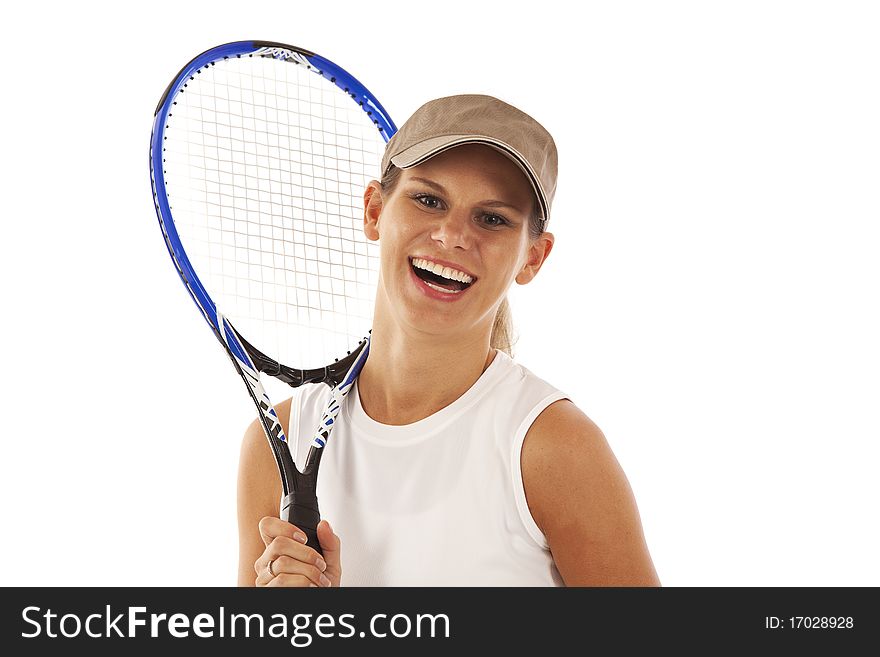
[1, 0, 877, 586]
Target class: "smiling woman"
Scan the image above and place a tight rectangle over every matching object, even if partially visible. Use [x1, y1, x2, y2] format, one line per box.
[379, 156, 536, 355]
[367, 138, 549, 331]
[238, 94, 661, 587]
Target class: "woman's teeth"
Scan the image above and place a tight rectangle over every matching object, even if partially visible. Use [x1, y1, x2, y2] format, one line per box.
[411, 257, 474, 284]
[423, 280, 463, 294]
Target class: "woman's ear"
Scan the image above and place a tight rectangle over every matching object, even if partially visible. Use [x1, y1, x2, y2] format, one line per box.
[515, 231, 555, 285]
[363, 181, 384, 241]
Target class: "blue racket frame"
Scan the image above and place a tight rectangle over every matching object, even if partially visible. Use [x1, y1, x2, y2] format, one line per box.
[150, 41, 396, 552]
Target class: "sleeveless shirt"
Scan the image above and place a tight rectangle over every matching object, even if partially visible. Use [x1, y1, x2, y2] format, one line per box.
[286, 350, 568, 586]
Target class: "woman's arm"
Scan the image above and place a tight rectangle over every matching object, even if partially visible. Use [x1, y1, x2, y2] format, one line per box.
[521, 400, 661, 586]
[236, 398, 289, 586]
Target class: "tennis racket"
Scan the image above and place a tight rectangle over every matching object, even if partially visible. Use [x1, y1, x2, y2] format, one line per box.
[149, 41, 396, 555]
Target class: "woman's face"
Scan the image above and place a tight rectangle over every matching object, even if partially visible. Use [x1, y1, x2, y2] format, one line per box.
[363, 144, 554, 343]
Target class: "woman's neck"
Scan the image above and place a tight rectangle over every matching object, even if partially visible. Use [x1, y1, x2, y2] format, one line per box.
[356, 320, 497, 426]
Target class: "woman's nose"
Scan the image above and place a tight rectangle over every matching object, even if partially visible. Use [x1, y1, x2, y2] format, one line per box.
[430, 210, 472, 249]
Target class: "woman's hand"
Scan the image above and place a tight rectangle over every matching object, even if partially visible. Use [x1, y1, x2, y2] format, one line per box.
[254, 517, 342, 587]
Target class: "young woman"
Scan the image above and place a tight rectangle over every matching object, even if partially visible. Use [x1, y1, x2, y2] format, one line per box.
[237, 95, 660, 587]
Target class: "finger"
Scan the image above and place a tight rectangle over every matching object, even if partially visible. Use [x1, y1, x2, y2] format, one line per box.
[317, 520, 340, 556]
[316, 520, 342, 586]
[255, 535, 325, 580]
[266, 574, 318, 588]
[258, 516, 309, 546]
[261, 555, 331, 588]
[255, 559, 274, 587]
[254, 557, 298, 587]
[254, 550, 292, 587]
[270, 536, 328, 579]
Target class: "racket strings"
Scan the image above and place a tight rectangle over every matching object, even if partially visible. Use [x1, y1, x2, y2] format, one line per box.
[162, 52, 382, 369]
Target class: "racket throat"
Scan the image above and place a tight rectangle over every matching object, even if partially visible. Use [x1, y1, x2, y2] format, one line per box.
[236, 329, 370, 388]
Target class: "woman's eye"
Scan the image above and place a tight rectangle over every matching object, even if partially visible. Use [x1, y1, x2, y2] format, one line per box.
[414, 194, 442, 209]
[481, 213, 509, 228]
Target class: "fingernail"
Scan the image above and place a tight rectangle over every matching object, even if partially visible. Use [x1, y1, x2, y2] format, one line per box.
[320, 574, 331, 587]
[294, 533, 308, 544]
[309, 583, 317, 588]
[316, 558, 327, 572]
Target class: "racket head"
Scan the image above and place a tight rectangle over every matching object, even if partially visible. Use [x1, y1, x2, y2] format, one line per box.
[150, 41, 396, 375]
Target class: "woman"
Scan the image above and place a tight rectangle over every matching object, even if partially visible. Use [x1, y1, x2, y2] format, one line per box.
[237, 95, 660, 587]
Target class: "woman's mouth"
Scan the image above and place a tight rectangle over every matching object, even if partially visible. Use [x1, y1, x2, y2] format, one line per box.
[408, 257, 476, 298]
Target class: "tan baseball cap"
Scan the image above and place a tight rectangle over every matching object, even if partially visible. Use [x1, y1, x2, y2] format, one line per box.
[381, 94, 558, 227]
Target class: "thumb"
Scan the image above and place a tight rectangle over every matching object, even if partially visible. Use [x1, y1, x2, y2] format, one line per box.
[317, 520, 342, 585]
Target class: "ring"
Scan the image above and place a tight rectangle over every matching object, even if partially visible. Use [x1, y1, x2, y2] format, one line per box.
[267, 558, 277, 578]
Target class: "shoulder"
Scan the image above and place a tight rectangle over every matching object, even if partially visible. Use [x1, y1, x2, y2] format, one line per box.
[238, 397, 294, 503]
[521, 399, 661, 586]
[240, 397, 293, 457]
[521, 399, 613, 530]
[491, 352, 561, 406]
[240, 384, 326, 463]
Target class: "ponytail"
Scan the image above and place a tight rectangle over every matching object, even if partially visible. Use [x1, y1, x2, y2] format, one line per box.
[490, 297, 515, 356]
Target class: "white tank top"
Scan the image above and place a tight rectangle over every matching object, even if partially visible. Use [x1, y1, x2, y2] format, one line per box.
[286, 350, 568, 586]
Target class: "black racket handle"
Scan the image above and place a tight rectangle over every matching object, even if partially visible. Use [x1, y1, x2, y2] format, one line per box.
[280, 491, 323, 557]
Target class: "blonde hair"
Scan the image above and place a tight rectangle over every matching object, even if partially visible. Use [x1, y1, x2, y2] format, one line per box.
[379, 164, 544, 357]
[491, 297, 516, 356]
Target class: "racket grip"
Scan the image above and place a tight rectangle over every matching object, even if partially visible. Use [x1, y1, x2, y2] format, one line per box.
[279, 491, 323, 556]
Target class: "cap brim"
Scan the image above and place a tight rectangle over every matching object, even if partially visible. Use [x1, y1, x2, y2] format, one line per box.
[389, 135, 549, 223]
